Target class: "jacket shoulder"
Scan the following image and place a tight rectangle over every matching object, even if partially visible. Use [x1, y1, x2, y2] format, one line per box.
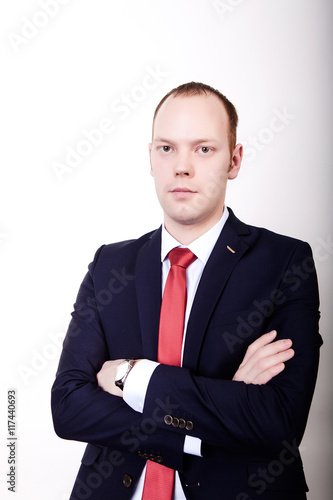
[89, 228, 160, 274]
[227, 207, 311, 253]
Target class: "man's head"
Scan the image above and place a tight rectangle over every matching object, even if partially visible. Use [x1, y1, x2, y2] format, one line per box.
[149, 82, 243, 243]
[152, 82, 239, 156]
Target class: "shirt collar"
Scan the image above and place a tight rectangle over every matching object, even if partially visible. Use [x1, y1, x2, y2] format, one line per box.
[161, 207, 229, 265]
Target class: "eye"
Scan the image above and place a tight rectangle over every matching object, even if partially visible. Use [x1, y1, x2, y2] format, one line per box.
[162, 145, 171, 152]
[200, 146, 210, 153]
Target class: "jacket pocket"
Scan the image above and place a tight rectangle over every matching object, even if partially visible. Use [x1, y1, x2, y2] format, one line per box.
[81, 444, 104, 466]
[246, 459, 308, 493]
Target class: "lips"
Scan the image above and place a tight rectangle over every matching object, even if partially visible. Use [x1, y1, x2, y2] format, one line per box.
[171, 188, 196, 193]
[170, 187, 196, 199]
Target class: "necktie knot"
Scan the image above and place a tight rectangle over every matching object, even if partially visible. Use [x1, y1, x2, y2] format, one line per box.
[168, 247, 197, 269]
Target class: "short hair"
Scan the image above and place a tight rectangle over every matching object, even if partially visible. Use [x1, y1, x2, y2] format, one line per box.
[152, 82, 239, 153]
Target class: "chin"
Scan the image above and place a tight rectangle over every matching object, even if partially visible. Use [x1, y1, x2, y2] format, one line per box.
[164, 205, 210, 227]
[172, 213, 203, 226]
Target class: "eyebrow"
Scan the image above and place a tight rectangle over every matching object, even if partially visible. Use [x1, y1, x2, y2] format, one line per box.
[153, 137, 219, 145]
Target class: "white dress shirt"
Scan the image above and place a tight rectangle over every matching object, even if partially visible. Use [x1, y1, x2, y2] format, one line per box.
[123, 207, 229, 499]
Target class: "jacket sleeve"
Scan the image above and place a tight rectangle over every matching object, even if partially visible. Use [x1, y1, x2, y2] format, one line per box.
[142, 241, 322, 456]
[51, 246, 185, 471]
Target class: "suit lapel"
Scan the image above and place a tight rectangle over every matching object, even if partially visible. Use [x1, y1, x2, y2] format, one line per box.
[135, 227, 162, 361]
[183, 210, 252, 371]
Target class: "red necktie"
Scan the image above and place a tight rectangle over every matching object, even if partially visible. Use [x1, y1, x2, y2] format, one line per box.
[141, 248, 197, 500]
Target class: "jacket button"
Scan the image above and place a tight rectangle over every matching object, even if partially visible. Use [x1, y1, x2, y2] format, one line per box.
[164, 414, 173, 425]
[179, 418, 186, 429]
[186, 420, 194, 431]
[172, 417, 179, 427]
[123, 475, 133, 488]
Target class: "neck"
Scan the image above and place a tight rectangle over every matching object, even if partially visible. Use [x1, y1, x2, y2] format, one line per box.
[164, 211, 224, 245]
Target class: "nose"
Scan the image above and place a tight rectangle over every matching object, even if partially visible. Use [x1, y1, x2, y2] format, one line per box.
[174, 151, 194, 177]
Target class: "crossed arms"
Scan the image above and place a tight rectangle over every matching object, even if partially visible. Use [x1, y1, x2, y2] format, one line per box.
[97, 330, 295, 396]
[51, 239, 322, 468]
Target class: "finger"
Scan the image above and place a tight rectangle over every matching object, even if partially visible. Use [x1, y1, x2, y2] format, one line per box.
[252, 338, 292, 363]
[247, 347, 294, 375]
[233, 347, 295, 384]
[240, 330, 278, 365]
[250, 348, 295, 383]
[241, 338, 293, 372]
[253, 363, 286, 385]
[259, 348, 295, 372]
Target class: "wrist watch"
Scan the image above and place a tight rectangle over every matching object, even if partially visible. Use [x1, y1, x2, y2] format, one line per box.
[114, 359, 136, 390]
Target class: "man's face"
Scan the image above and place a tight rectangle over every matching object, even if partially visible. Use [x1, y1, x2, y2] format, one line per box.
[149, 93, 242, 237]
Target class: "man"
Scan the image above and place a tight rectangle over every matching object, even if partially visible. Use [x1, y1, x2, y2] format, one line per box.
[52, 82, 322, 499]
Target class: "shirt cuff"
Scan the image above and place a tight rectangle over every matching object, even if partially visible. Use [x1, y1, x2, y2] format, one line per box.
[123, 359, 159, 413]
[184, 436, 202, 457]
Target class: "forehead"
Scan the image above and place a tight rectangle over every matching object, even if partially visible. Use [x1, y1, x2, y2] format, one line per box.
[153, 93, 229, 140]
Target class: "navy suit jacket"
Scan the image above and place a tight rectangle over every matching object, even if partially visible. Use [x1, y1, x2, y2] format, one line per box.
[51, 208, 322, 500]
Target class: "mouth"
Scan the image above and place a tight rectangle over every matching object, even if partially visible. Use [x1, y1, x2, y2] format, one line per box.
[170, 188, 196, 199]
[172, 188, 194, 192]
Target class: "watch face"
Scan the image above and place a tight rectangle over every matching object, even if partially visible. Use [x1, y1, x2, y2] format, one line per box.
[116, 361, 129, 381]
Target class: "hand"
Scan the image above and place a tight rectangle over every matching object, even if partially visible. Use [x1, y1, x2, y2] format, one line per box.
[232, 330, 295, 385]
[96, 359, 126, 398]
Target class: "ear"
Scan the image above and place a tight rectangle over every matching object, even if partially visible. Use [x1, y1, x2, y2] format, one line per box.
[228, 143, 243, 180]
[149, 143, 153, 176]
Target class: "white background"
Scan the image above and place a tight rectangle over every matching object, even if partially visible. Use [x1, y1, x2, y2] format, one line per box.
[1, 1, 332, 498]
